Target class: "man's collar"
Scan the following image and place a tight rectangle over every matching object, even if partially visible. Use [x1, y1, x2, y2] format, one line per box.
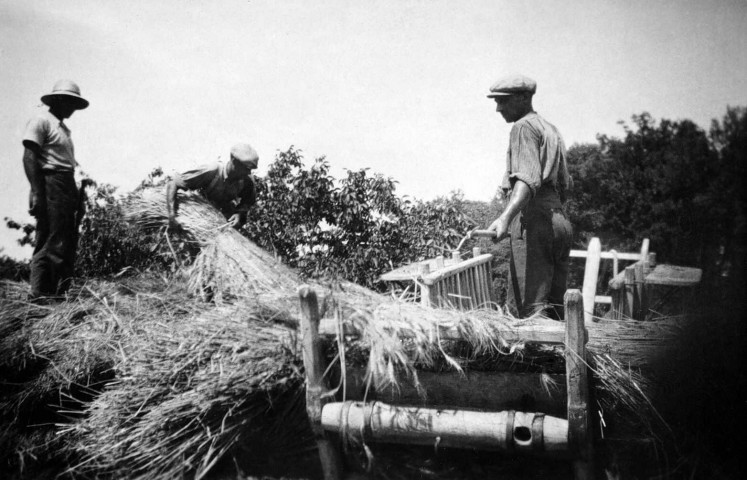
[45, 109, 68, 129]
[220, 161, 229, 181]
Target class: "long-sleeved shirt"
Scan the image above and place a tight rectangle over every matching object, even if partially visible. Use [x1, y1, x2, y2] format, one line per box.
[174, 162, 256, 217]
[501, 111, 571, 209]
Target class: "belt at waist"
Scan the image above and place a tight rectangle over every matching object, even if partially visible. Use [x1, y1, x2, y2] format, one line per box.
[42, 168, 75, 176]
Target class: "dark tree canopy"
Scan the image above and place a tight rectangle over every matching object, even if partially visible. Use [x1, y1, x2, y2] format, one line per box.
[565, 109, 746, 285]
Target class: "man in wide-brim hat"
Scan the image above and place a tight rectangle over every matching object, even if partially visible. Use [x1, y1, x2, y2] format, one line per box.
[22, 79, 89, 301]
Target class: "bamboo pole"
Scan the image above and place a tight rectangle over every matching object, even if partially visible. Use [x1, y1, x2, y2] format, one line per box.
[565, 289, 594, 480]
[298, 286, 343, 480]
[321, 401, 569, 453]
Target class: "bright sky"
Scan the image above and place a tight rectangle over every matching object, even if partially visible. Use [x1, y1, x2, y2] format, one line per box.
[1, 0, 746, 259]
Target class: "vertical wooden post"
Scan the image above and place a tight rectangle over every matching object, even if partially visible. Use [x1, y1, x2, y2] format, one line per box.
[419, 263, 434, 308]
[624, 266, 636, 319]
[565, 289, 594, 480]
[634, 262, 646, 320]
[609, 250, 619, 278]
[581, 237, 601, 323]
[647, 252, 657, 269]
[610, 288, 623, 320]
[472, 246, 481, 257]
[298, 286, 343, 480]
[640, 238, 650, 263]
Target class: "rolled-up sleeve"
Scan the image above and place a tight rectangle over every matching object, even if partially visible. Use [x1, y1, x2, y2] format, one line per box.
[507, 124, 542, 197]
[23, 116, 48, 148]
[174, 166, 215, 190]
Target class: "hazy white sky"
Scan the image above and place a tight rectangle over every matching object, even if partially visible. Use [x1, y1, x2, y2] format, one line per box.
[2, 0, 746, 259]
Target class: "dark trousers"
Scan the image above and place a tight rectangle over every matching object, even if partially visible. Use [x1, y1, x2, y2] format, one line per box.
[508, 208, 573, 320]
[30, 171, 79, 297]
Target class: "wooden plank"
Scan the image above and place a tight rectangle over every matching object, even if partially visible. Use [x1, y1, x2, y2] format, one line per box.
[564, 289, 593, 479]
[423, 254, 494, 284]
[319, 316, 567, 345]
[645, 264, 702, 286]
[570, 250, 642, 261]
[298, 286, 343, 480]
[581, 238, 601, 323]
[379, 262, 425, 282]
[337, 368, 567, 416]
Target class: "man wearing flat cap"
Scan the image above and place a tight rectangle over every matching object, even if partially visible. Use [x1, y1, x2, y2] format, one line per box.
[166, 143, 259, 230]
[22, 79, 89, 301]
[486, 74, 573, 320]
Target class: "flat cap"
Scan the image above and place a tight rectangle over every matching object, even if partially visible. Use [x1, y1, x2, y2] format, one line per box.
[486, 74, 537, 97]
[230, 143, 259, 169]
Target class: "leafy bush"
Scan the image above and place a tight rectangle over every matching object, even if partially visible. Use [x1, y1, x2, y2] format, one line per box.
[0, 253, 29, 281]
[244, 147, 478, 290]
[75, 169, 200, 277]
[565, 108, 746, 286]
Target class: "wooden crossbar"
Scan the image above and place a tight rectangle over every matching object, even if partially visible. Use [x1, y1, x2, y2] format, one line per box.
[571, 238, 652, 321]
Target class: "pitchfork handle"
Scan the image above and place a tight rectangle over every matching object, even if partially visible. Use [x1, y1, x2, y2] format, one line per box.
[470, 229, 498, 239]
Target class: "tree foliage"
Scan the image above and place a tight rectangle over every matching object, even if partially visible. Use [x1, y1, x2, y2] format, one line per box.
[565, 110, 746, 276]
[244, 147, 476, 289]
[76, 170, 197, 277]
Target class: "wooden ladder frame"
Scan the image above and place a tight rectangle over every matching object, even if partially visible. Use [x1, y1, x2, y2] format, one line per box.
[298, 287, 594, 480]
[379, 247, 497, 310]
[570, 237, 653, 322]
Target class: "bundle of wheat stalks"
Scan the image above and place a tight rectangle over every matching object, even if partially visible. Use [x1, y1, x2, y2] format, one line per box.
[124, 187, 301, 303]
[1, 276, 311, 480]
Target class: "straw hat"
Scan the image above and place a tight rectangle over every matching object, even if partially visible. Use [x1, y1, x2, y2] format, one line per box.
[41, 80, 89, 110]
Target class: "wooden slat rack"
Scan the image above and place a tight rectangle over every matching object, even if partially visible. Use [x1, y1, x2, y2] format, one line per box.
[379, 247, 497, 310]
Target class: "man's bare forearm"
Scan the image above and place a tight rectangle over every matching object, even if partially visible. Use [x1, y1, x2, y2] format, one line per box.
[499, 180, 531, 224]
[23, 146, 44, 194]
[488, 180, 532, 240]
